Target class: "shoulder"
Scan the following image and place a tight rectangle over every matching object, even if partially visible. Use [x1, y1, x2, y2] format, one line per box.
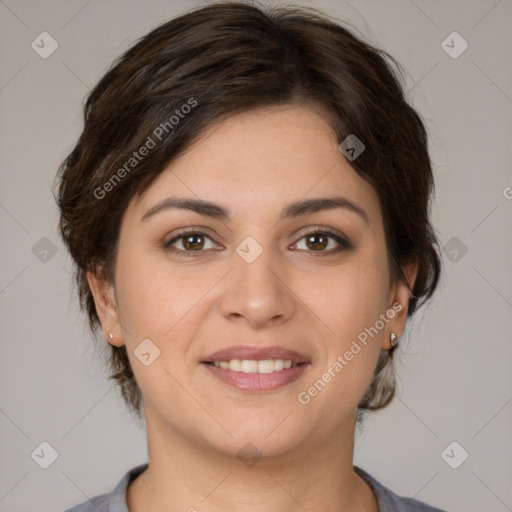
[62, 463, 148, 512]
[354, 466, 448, 512]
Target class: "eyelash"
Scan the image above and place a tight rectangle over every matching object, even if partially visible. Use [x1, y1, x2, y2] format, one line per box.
[163, 227, 352, 257]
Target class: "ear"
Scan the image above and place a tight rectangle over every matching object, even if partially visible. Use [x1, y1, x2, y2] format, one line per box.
[87, 269, 124, 347]
[382, 258, 418, 351]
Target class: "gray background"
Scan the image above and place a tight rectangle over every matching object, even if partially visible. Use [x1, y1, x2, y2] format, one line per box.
[1, 0, 511, 511]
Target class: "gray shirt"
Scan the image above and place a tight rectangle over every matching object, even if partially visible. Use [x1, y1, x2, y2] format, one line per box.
[63, 463, 447, 511]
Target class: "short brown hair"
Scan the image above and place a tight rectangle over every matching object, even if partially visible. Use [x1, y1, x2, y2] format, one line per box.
[53, 1, 441, 420]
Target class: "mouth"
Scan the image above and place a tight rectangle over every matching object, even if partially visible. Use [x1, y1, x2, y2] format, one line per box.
[203, 358, 302, 373]
[201, 345, 311, 392]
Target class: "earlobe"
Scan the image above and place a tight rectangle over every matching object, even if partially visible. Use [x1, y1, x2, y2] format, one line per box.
[383, 259, 418, 350]
[86, 269, 123, 346]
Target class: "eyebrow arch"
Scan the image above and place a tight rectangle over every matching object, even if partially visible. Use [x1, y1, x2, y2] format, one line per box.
[140, 196, 369, 224]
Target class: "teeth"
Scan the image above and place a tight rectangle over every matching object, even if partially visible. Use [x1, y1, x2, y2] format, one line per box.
[274, 359, 284, 371]
[241, 359, 258, 373]
[228, 359, 242, 371]
[212, 359, 298, 373]
[257, 360, 274, 374]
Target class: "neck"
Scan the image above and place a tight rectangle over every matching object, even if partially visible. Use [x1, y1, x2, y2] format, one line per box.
[127, 407, 378, 512]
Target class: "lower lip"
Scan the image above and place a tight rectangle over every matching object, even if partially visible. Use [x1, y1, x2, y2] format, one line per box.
[202, 363, 309, 392]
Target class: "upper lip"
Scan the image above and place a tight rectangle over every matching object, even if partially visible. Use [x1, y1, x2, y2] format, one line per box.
[202, 345, 310, 364]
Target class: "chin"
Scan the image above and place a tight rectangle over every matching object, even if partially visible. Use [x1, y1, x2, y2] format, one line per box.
[206, 418, 307, 460]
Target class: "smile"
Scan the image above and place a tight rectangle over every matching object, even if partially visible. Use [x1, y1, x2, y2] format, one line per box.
[202, 360, 310, 392]
[206, 358, 299, 373]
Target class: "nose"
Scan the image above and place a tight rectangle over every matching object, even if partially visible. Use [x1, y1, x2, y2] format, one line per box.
[218, 244, 296, 329]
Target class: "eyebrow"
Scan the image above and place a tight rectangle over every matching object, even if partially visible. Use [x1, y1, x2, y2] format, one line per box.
[140, 196, 369, 224]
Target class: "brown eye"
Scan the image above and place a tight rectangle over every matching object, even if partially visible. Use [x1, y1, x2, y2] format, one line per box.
[305, 232, 329, 251]
[292, 229, 351, 255]
[182, 233, 205, 251]
[164, 230, 217, 256]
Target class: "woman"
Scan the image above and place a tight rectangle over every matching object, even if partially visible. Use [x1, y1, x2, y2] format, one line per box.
[55, 2, 445, 510]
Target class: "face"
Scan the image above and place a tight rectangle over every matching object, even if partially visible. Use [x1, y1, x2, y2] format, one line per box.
[88, 105, 414, 459]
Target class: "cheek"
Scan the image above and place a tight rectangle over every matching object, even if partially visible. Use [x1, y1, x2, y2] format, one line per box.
[114, 247, 226, 389]
[295, 277, 386, 418]
[304, 251, 390, 344]
[115, 244, 209, 337]
[296, 247, 389, 398]
[113, 252, 209, 403]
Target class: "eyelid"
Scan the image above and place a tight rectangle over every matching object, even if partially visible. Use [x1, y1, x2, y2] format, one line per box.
[294, 225, 349, 242]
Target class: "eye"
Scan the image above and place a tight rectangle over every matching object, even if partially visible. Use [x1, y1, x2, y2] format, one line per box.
[163, 230, 218, 256]
[163, 227, 352, 257]
[291, 229, 352, 255]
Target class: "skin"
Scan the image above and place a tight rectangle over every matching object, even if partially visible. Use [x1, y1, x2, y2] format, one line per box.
[88, 104, 417, 512]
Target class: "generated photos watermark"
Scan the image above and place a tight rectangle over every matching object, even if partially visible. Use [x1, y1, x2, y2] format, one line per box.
[297, 302, 403, 405]
[93, 97, 198, 200]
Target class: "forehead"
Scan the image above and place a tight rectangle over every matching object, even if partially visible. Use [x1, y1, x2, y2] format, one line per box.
[127, 105, 381, 224]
